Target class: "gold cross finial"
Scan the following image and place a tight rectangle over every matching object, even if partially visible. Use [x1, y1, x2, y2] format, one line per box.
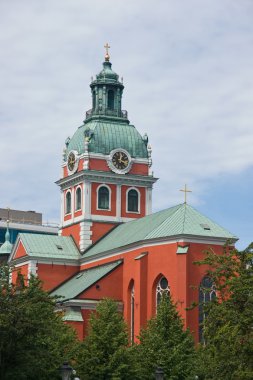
[180, 184, 192, 204]
[104, 43, 110, 61]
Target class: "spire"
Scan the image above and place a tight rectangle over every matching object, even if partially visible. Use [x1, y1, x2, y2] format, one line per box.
[0, 209, 13, 258]
[5, 220, 10, 244]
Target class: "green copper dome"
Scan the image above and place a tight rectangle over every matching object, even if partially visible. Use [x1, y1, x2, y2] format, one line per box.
[65, 57, 148, 160]
[66, 119, 148, 159]
[95, 61, 120, 84]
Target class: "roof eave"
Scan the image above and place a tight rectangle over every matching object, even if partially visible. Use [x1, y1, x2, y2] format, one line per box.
[81, 233, 238, 264]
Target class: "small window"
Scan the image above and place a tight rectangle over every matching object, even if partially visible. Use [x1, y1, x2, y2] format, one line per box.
[66, 191, 71, 214]
[108, 90, 114, 109]
[200, 223, 211, 230]
[75, 187, 82, 211]
[98, 186, 110, 210]
[127, 189, 139, 212]
[56, 244, 63, 250]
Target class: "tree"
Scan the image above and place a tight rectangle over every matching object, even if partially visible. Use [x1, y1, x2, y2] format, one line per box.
[135, 294, 196, 379]
[0, 265, 79, 380]
[195, 243, 253, 380]
[76, 298, 134, 380]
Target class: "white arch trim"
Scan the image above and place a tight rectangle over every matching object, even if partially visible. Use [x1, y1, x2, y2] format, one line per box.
[75, 185, 82, 211]
[65, 189, 72, 215]
[96, 184, 112, 211]
[126, 187, 140, 214]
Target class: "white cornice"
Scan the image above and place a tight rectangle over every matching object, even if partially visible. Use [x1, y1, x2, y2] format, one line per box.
[56, 170, 158, 190]
[9, 255, 80, 267]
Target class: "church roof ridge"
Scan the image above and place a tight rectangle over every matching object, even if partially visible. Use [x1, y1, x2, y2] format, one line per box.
[82, 203, 238, 259]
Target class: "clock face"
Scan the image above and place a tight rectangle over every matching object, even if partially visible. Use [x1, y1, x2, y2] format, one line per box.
[107, 149, 132, 174]
[67, 151, 78, 173]
[112, 151, 129, 170]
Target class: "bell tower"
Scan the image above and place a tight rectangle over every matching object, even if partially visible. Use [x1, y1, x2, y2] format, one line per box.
[57, 46, 157, 252]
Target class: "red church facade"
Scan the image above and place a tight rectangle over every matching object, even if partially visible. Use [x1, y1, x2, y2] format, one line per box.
[8, 50, 237, 343]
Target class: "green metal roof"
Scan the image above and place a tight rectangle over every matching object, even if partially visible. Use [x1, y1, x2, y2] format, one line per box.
[176, 246, 189, 254]
[83, 204, 237, 259]
[51, 260, 122, 301]
[93, 61, 120, 84]
[63, 308, 83, 322]
[17, 233, 80, 260]
[66, 119, 148, 159]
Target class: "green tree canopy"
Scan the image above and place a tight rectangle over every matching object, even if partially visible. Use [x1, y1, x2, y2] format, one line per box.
[135, 294, 196, 379]
[195, 244, 253, 380]
[0, 265, 79, 380]
[76, 298, 134, 380]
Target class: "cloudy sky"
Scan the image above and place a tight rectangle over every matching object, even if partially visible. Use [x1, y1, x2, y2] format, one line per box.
[1, 0, 253, 249]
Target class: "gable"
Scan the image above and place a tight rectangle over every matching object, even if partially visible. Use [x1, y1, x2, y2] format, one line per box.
[12, 240, 28, 260]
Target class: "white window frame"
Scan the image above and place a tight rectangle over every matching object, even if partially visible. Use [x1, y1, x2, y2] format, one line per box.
[126, 187, 140, 214]
[75, 185, 82, 211]
[96, 184, 111, 211]
[65, 190, 72, 215]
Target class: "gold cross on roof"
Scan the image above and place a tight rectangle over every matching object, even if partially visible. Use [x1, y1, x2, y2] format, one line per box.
[180, 184, 192, 204]
[104, 42, 110, 61]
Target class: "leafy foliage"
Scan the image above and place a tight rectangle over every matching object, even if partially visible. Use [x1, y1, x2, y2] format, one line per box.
[195, 243, 253, 380]
[0, 265, 79, 380]
[134, 294, 196, 379]
[76, 298, 134, 380]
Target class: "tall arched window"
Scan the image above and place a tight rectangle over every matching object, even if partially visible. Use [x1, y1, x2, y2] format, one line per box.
[130, 284, 135, 344]
[199, 276, 216, 343]
[98, 186, 110, 210]
[156, 276, 170, 309]
[66, 191, 71, 214]
[107, 90, 114, 109]
[75, 187, 82, 211]
[92, 90, 96, 109]
[127, 189, 139, 212]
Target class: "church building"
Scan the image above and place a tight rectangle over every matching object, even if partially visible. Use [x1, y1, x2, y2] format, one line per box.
[8, 47, 237, 343]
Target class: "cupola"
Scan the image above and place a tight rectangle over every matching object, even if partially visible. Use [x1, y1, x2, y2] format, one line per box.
[86, 43, 127, 121]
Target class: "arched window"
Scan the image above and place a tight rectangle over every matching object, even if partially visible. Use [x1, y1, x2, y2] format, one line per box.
[92, 90, 96, 109]
[130, 284, 135, 344]
[66, 191, 71, 214]
[156, 276, 170, 308]
[98, 186, 110, 210]
[75, 187, 82, 211]
[127, 189, 139, 212]
[107, 90, 114, 109]
[199, 276, 216, 343]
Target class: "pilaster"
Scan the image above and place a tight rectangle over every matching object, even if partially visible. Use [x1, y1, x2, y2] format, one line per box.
[79, 221, 93, 252]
